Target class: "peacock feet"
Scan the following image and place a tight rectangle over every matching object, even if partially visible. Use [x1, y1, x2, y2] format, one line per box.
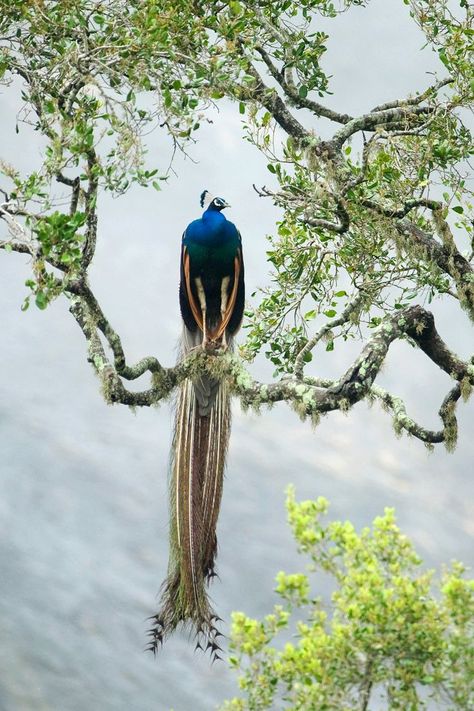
[202, 337, 227, 354]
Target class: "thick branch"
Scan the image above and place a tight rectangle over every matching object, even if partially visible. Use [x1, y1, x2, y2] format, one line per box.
[67, 279, 164, 380]
[255, 45, 352, 125]
[395, 219, 474, 318]
[233, 306, 472, 448]
[358, 196, 474, 318]
[332, 106, 434, 149]
[233, 46, 310, 142]
[255, 87, 309, 142]
[361, 197, 441, 219]
[68, 285, 473, 449]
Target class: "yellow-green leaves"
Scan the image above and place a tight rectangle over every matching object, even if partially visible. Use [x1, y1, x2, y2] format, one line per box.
[222, 491, 474, 710]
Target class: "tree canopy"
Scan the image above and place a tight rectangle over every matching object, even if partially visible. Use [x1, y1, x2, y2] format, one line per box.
[1, 0, 473, 706]
[1, 0, 473, 450]
[0, 2, 473, 428]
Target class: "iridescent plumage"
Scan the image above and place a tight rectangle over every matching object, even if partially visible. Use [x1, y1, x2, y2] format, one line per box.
[148, 191, 245, 658]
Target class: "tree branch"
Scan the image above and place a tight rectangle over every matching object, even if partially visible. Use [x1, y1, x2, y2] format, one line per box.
[332, 105, 435, 149]
[81, 149, 99, 271]
[359, 658, 374, 711]
[395, 219, 474, 319]
[56, 172, 81, 215]
[356, 195, 474, 319]
[0, 203, 38, 256]
[370, 77, 453, 113]
[255, 45, 352, 125]
[360, 197, 442, 219]
[67, 281, 473, 450]
[67, 279, 165, 380]
[302, 196, 350, 233]
[232, 43, 310, 142]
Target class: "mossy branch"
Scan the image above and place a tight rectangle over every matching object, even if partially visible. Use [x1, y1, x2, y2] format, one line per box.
[68, 283, 473, 449]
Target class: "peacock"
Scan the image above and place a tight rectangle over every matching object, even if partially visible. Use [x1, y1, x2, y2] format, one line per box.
[148, 190, 245, 658]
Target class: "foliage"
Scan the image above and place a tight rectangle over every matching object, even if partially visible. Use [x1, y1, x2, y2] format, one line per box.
[220, 489, 474, 710]
[0, 1, 473, 443]
[1, 0, 473, 687]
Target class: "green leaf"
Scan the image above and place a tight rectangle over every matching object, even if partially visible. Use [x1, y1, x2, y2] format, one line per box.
[324, 309, 336, 318]
[326, 339, 334, 352]
[35, 291, 48, 310]
[298, 85, 308, 99]
[438, 49, 450, 69]
[267, 163, 276, 174]
[452, 205, 464, 214]
[229, 1, 242, 15]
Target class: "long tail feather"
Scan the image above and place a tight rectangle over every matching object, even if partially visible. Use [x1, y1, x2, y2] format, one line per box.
[148, 329, 231, 657]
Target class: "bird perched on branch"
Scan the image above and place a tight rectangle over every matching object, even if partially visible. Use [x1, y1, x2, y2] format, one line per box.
[148, 190, 245, 658]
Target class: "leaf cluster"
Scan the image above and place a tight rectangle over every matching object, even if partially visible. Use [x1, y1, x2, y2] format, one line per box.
[221, 489, 474, 710]
[0, 1, 473, 447]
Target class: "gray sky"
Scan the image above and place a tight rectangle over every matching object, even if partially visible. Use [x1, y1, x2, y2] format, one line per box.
[1, 1, 473, 710]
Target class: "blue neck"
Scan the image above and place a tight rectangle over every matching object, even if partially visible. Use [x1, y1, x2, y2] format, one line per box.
[203, 207, 225, 220]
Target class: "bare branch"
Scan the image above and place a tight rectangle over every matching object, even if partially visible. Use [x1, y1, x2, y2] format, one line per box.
[370, 77, 453, 113]
[0, 204, 37, 256]
[56, 172, 81, 215]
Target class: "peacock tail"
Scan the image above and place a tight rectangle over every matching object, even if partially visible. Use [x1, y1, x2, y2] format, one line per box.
[147, 191, 244, 659]
[147, 330, 231, 659]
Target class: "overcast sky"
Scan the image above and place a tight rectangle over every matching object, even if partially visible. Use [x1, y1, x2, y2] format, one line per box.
[1, 1, 473, 710]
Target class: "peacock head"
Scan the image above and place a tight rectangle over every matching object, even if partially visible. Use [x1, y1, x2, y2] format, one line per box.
[200, 190, 230, 212]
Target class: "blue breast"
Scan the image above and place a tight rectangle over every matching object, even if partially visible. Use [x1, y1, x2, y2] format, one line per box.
[183, 210, 239, 247]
